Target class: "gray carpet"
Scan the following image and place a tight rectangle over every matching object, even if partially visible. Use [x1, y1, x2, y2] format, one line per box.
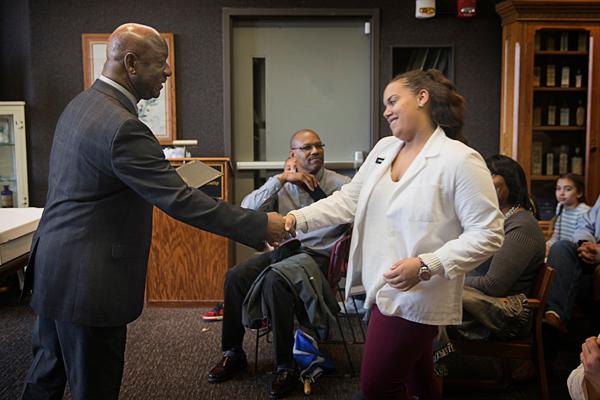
[0, 289, 575, 399]
[0, 298, 361, 400]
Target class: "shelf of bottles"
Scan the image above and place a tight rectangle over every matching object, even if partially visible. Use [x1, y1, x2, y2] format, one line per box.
[531, 29, 588, 220]
[0, 114, 17, 207]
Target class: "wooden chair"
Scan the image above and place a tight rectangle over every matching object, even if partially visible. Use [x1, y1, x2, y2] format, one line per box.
[253, 233, 357, 377]
[449, 264, 555, 400]
[538, 220, 553, 241]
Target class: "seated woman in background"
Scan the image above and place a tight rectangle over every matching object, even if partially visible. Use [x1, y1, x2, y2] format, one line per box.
[450, 155, 546, 341]
[547, 173, 590, 254]
[433, 156, 545, 382]
[434, 155, 545, 364]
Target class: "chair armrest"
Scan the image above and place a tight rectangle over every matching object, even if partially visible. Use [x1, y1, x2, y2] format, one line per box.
[524, 299, 543, 309]
[497, 297, 543, 309]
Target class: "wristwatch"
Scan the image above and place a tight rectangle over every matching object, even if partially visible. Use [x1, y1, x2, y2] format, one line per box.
[417, 257, 432, 281]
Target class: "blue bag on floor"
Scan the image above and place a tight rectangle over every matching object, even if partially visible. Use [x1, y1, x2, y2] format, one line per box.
[293, 328, 335, 383]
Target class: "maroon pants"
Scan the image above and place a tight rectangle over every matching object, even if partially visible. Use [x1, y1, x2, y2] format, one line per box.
[360, 306, 440, 400]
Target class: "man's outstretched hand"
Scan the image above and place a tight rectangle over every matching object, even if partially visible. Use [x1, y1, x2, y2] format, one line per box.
[265, 212, 287, 246]
[266, 212, 298, 247]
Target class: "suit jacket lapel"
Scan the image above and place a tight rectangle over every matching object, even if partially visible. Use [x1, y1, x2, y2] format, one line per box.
[91, 80, 138, 116]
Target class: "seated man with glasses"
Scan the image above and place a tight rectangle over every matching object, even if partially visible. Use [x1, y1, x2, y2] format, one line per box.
[207, 128, 351, 399]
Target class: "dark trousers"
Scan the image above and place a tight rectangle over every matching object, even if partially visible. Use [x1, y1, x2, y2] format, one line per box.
[21, 316, 126, 400]
[360, 306, 440, 400]
[222, 251, 327, 369]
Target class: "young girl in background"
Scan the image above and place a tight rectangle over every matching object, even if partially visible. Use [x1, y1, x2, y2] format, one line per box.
[547, 173, 590, 254]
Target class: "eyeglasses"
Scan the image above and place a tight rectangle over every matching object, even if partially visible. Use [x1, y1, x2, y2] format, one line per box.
[290, 143, 325, 152]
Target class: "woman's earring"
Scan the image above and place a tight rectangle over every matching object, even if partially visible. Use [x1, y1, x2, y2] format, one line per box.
[418, 103, 424, 109]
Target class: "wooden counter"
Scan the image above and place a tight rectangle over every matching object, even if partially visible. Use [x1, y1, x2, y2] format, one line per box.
[145, 158, 232, 307]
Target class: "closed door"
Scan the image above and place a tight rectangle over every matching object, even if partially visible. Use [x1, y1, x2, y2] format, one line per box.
[229, 16, 374, 263]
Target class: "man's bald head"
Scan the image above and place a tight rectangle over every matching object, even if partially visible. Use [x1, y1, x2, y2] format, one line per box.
[106, 23, 164, 63]
[289, 129, 320, 148]
[101, 23, 171, 102]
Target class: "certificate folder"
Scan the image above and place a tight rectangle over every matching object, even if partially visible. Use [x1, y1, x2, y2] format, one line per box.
[176, 160, 223, 189]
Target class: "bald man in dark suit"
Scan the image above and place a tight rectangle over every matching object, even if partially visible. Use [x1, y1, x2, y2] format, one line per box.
[21, 23, 287, 400]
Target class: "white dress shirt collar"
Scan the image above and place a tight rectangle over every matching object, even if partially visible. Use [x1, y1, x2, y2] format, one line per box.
[98, 75, 138, 111]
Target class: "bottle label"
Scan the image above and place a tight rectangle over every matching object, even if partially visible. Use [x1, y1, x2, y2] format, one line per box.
[0, 194, 13, 208]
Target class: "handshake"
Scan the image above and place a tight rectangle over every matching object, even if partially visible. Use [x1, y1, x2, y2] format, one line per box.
[265, 212, 298, 246]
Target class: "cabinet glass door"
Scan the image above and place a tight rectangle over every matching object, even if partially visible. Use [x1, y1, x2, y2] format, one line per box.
[0, 114, 17, 206]
[530, 28, 590, 220]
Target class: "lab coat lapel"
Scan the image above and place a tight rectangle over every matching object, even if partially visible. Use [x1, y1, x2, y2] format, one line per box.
[353, 138, 402, 224]
[390, 127, 445, 195]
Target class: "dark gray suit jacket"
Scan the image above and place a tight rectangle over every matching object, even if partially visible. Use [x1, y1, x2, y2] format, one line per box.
[26, 80, 267, 327]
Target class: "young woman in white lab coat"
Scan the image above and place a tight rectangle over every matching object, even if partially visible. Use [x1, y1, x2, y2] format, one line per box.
[286, 69, 504, 400]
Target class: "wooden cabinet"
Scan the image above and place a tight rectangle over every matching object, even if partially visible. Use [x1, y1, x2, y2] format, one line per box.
[145, 158, 232, 306]
[497, 1, 600, 220]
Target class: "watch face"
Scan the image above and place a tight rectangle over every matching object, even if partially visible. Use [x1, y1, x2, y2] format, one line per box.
[419, 267, 431, 281]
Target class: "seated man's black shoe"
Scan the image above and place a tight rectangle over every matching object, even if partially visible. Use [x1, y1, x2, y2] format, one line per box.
[207, 354, 247, 383]
[269, 369, 297, 399]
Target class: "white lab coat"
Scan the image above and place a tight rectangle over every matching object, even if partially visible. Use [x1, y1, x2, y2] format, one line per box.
[291, 128, 504, 325]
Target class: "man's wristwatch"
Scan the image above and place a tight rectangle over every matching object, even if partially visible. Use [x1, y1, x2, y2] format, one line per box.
[417, 257, 432, 281]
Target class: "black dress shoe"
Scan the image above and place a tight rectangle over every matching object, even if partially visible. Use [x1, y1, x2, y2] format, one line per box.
[269, 369, 297, 399]
[207, 354, 247, 383]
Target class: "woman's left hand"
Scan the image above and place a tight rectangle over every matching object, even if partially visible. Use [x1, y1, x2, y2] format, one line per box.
[383, 257, 422, 291]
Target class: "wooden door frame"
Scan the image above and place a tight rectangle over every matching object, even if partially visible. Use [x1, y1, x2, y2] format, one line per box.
[222, 8, 380, 159]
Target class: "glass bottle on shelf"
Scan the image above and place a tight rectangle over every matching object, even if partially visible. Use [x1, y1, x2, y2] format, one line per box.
[533, 66, 541, 86]
[571, 147, 583, 175]
[559, 145, 569, 175]
[578, 31, 587, 52]
[0, 185, 13, 208]
[532, 142, 543, 175]
[546, 152, 555, 175]
[575, 69, 583, 88]
[576, 100, 585, 126]
[533, 106, 542, 126]
[561, 66, 570, 87]
[560, 31, 569, 51]
[546, 64, 556, 87]
[0, 121, 9, 144]
[560, 65, 571, 87]
[547, 101, 556, 125]
[560, 101, 570, 126]
[547, 33, 556, 51]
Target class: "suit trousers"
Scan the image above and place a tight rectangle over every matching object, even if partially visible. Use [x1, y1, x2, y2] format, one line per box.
[222, 251, 327, 369]
[21, 316, 126, 400]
